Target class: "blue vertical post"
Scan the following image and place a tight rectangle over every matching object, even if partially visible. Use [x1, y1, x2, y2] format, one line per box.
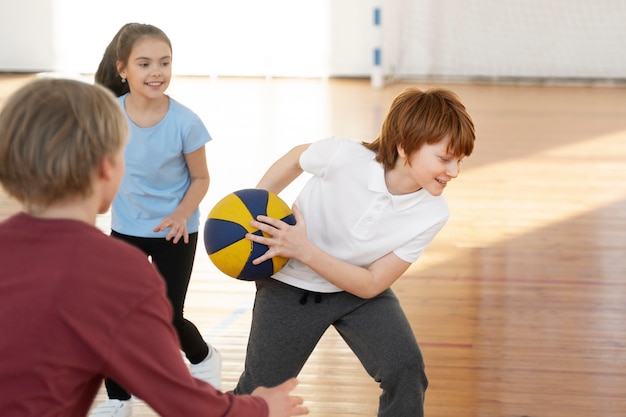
[372, 1, 383, 88]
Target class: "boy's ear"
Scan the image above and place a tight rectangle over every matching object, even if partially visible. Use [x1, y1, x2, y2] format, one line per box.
[397, 144, 407, 159]
[97, 157, 113, 180]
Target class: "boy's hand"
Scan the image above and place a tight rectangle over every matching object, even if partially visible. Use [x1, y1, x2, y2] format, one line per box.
[251, 378, 309, 417]
[247, 205, 308, 265]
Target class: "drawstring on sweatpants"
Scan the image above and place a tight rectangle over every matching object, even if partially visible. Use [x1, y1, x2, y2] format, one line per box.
[299, 291, 322, 305]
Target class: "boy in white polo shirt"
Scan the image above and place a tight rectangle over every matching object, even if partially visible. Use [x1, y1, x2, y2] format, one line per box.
[233, 87, 476, 417]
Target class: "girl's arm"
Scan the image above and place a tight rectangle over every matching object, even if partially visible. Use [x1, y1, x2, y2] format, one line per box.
[153, 146, 210, 243]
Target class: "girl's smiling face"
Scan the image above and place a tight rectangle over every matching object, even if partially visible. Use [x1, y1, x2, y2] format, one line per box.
[398, 135, 465, 196]
[117, 36, 172, 99]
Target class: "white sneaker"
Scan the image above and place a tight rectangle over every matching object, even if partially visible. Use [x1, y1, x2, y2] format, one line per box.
[190, 346, 222, 390]
[88, 399, 132, 417]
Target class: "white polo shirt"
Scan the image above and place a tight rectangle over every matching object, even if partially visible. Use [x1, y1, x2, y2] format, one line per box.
[271, 136, 449, 293]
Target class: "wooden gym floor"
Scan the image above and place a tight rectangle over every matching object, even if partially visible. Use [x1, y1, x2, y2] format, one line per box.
[1, 73, 625, 416]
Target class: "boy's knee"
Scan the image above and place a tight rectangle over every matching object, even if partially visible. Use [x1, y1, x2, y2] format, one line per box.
[380, 347, 428, 389]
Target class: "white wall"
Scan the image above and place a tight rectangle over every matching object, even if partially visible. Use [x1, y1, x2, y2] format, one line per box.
[0, 0, 372, 77]
[1, 0, 624, 81]
[0, 0, 55, 72]
[391, 0, 626, 81]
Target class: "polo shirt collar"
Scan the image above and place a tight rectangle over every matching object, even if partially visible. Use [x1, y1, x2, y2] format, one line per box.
[368, 160, 429, 210]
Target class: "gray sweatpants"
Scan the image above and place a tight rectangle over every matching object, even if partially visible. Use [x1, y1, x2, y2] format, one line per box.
[234, 278, 428, 417]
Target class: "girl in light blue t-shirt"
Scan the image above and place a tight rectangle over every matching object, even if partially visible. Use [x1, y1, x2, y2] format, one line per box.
[92, 23, 220, 417]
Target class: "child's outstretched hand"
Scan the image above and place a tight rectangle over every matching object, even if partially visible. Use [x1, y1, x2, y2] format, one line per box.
[251, 378, 309, 417]
[247, 205, 309, 265]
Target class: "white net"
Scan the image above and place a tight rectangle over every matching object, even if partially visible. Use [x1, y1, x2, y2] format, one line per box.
[381, 0, 626, 83]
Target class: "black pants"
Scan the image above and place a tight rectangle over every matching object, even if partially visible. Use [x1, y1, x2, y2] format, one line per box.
[105, 231, 208, 400]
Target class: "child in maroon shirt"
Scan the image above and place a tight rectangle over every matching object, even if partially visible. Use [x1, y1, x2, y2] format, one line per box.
[0, 78, 308, 417]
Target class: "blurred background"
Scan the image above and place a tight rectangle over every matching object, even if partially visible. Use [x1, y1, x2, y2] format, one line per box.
[2, 0, 625, 84]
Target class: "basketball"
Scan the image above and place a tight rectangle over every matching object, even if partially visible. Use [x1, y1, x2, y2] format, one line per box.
[203, 188, 296, 281]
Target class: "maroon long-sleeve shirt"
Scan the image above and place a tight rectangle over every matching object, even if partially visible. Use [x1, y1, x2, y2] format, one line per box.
[0, 213, 267, 417]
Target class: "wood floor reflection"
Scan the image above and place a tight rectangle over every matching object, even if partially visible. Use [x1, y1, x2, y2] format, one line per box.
[1, 73, 625, 417]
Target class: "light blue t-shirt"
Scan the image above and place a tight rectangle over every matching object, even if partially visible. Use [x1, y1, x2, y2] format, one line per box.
[111, 95, 212, 237]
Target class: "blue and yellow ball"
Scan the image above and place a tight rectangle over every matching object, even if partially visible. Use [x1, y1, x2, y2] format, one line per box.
[203, 188, 296, 281]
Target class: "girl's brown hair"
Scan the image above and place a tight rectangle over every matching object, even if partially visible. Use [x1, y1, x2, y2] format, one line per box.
[363, 87, 475, 170]
[95, 23, 172, 97]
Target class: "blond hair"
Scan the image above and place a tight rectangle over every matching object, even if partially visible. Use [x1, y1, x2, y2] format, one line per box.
[363, 87, 475, 170]
[0, 78, 127, 209]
